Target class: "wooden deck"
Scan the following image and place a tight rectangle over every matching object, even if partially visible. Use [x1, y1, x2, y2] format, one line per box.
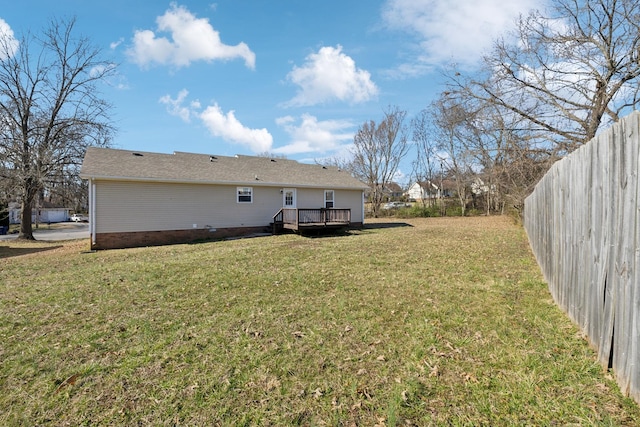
[272, 208, 351, 234]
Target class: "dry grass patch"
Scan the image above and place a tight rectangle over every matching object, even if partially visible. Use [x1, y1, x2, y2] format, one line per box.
[1, 216, 638, 425]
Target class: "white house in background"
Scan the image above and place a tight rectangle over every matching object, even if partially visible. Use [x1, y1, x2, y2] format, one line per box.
[471, 177, 495, 196]
[8, 201, 71, 224]
[80, 147, 368, 250]
[406, 181, 439, 201]
[406, 180, 456, 201]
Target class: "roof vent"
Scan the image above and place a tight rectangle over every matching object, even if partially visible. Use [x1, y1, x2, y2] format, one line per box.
[270, 159, 276, 162]
[132, 152, 143, 157]
[210, 156, 217, 162]
[255, 174, 259, 180]
[322, 166, 327, 169]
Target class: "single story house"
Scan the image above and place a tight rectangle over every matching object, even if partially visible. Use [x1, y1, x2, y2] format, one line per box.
[8, 201, 71, 224]
[80, 147, 369, 250]
[405, 180, 455, 201]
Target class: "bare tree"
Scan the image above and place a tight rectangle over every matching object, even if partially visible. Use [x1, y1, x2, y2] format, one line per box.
[0, 17, 115, 239]
[351, 106, 409, 217]
[43, 166, 89, 213]
[314, 155, 359, 178]
[449, 0, 640, 155]
[430, 95, 481, 216]
[410, 109, 439, 208]
[428, 88, 555, 217]
[452, 101, 515, 215]
[497, 133, 553, 217]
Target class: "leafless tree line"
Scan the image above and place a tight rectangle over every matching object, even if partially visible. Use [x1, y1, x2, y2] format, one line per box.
[341, 0, 640, 218]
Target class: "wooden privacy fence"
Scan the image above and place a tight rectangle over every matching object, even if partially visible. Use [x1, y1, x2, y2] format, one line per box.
[524, 111, 640, 403]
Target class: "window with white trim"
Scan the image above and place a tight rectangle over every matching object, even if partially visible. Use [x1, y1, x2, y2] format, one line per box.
[237, 187, 253, 203]
[324, 190, 334, 208]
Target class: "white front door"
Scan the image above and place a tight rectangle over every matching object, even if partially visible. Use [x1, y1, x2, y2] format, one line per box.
[283, 188, 296, 208]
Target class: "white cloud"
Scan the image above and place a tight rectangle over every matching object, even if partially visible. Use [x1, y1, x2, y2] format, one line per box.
[160, 90, 272, 152]
[110, 38, 124, 50]
[127, 3, 255, 69]
[0, 18, 18, 59]
[159, 89, 196, 122]
[285, 45, 378, 106]
[381, 0, 542, 70]
[199, 104, 272, 153]
[274, 114, 354, 155]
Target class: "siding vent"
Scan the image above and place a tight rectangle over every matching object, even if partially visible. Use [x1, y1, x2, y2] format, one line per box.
[132, 152, 143, 157]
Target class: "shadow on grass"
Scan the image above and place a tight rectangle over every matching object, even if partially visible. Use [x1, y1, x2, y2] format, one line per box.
[363, 222, 414, 230]
[300, 222, 414, 238]
[299, 228, 354, 238]
[0, 245, 64, 259]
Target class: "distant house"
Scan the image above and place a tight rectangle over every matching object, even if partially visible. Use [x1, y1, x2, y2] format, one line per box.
[80, 147, 368, 250]
[384, 182, 404, 200]
[8, 201, 71, 224]
[406, 181, 437, 201]
[405, 180, 455, 201]
[364, 182, 404, 202]
[471, 177, 496, 196]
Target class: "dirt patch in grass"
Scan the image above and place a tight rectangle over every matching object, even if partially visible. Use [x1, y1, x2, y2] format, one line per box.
[1, 216, 638, 425]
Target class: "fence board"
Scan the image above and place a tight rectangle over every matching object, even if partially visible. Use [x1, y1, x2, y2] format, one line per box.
[525, 111, 640, 403]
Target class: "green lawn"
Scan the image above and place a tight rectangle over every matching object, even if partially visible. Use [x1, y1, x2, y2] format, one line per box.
[1, 216, 638, 426]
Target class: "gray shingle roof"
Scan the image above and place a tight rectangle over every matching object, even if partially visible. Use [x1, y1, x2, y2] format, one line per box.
[80, 147, 368, 190]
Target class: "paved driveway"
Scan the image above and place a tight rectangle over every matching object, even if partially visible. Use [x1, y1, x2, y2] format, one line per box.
[0, 223, 89, 241]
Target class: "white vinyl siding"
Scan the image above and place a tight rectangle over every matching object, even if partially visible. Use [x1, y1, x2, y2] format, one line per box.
[93, 181, 281, 233]
[91, 180, 365, 234]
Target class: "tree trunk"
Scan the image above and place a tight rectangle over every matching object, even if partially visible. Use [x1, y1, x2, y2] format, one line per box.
[457, 189, 467, 216]
[18, 196, 35, 240]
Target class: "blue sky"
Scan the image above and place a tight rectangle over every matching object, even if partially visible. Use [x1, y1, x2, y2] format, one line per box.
[0, 0, 542, 183]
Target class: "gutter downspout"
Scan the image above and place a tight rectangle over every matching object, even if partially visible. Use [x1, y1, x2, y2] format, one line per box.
[90, 179, 96, 247]
[362, 190, 365, 225]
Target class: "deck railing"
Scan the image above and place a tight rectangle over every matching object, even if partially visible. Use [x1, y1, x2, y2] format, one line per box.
[272, 208, 351, 232]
